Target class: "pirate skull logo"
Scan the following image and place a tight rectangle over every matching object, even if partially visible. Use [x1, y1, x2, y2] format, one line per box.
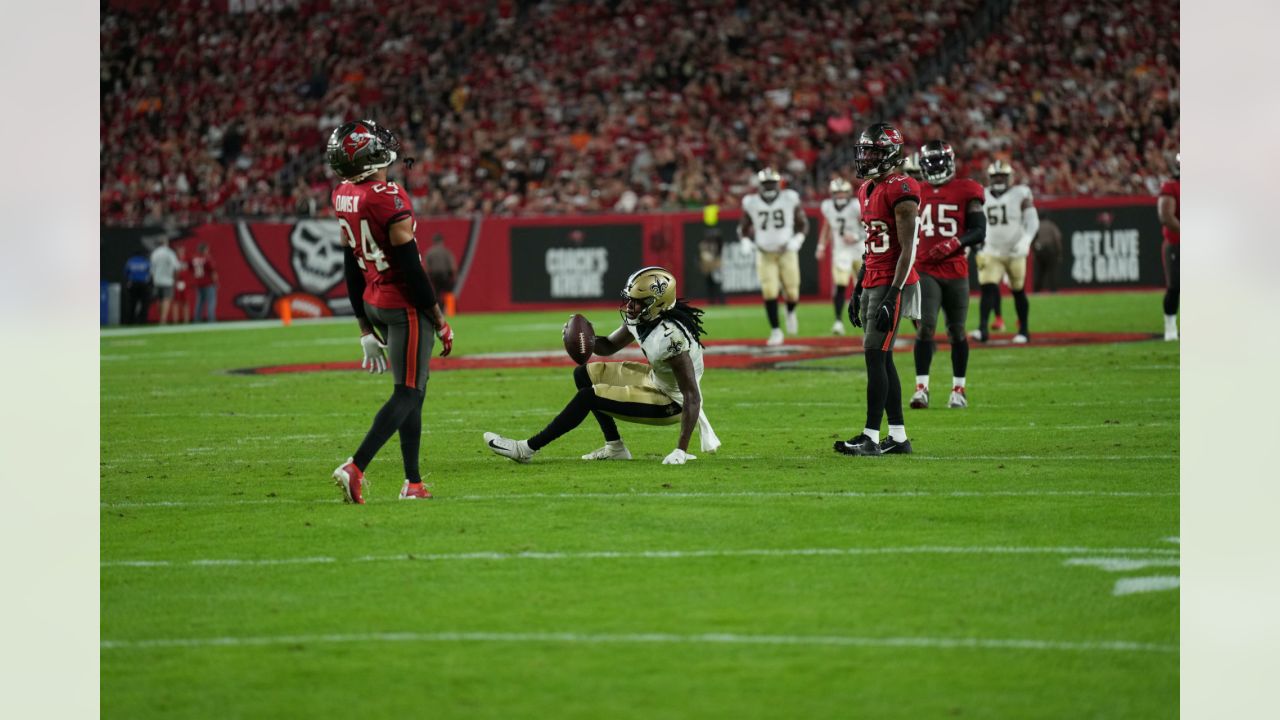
[289, 220, 345, 295]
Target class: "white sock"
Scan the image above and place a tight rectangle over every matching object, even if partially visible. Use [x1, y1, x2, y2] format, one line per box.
[606, 439, 626, 450]
[953, 377, 966, 388]
[862, 428, 880, 444]
[888, 425, 908, 442]
[518, 440, 534, 456]
[1164, 314, 1177, 327]
[915, 375, 929, 389]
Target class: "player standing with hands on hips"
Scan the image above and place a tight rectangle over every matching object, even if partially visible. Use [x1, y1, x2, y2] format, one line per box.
[973, 160, 1038, 343]
[738, 168, 808, 346]
[835, 122, 922, 456]
[326, 120, 454, 504]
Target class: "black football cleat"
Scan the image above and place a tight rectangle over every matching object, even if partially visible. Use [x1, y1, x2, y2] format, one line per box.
[834, 434, 883, 456]
[879, 437, 913, 455]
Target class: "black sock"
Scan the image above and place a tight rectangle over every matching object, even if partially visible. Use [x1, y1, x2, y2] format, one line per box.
[574, 365, 620, 442]
[978, 284, 997, 334]
[765, 299, 780, 329]
[914, 336, 935, 377]
[1012, 290, 1029, 336]
[1163, 288, 1179, 316]
[951, 337, 969, 379]
[994, 290, 1004, 321]
[398, 392, 426, 482]
[885, 350, 904, 426]
[528, 387, 594, 450]
[786, 300, 798, 315]
[353, 385, 425, 471]
[833, 285, 847, 320]
[864, 348, 888, 432]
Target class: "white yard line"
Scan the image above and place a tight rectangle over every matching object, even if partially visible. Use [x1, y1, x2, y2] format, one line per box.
[101, 545, 1179, 569]
[1064, 558, 1182, 572]
[100, 489, 1178, 510]
[99, 629, 1177, 654]
[1113, 576, 1180, 596]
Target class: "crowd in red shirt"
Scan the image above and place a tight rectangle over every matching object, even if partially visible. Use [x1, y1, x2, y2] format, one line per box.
[101, 0, 1174, 225]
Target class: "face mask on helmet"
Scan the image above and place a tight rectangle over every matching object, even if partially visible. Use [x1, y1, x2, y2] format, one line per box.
[920, 142, 956, 185]
[619, 267, 676, 326]
[989, 174, 1010, 193]
[854, 123, 905, 179]
[326, 120, 401, 181]
[756, 169, 782, 200]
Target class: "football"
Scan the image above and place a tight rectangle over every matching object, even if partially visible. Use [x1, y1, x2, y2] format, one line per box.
[563, 314, 595, 365]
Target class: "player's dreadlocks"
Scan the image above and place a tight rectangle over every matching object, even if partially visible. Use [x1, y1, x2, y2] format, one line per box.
[661, 299, 708, 346]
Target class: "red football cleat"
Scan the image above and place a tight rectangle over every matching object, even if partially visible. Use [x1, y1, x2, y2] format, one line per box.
[399, 480, 433, 500]
[992, 317, 1006, 331]
[333, 459, 366, 504]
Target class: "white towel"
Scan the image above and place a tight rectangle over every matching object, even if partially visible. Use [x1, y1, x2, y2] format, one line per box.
[698, 409, 720, 453]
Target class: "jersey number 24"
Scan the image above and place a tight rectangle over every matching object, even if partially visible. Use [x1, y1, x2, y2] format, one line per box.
[337, 217, 390, 272]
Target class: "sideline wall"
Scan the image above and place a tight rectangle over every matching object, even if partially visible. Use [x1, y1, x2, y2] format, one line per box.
[100, 197, 1162, 321]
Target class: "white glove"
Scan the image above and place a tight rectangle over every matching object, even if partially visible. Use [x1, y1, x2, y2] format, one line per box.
[662, 448, 697, 465]
[738, 236, 755, 254]
[360, 333, 387, 374]
[786, 233, 805, 252]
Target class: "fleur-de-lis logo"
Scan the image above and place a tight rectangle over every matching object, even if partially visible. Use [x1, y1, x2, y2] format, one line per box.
[650, 278, 668, 296]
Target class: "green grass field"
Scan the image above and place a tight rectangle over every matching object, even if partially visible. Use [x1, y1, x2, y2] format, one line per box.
[101, 290, 1179, 719]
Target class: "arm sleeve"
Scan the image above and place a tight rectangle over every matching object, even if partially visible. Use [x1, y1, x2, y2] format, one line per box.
[959, 209, 987, 248]
[1022, 206, 1040, 240]
[342, 247, 368, 321]
[388, 240, 440, 313]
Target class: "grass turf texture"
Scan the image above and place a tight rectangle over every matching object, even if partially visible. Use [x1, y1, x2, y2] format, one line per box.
[101, 290, 1179, 718]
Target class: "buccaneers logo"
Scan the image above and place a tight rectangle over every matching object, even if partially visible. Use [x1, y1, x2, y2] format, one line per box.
[342, 124, 371, 160]
[883, 127, 903, 144]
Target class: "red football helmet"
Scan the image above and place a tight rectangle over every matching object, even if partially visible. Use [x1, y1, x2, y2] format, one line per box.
[854, 122, 906, 179]
[919, 140, 957, 185]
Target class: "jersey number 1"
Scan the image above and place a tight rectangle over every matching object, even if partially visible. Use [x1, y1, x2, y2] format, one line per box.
[337, 217, 390, 272]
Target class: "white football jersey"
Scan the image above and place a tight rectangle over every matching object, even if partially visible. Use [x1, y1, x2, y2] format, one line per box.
[983, 185, 1035, 256]
[819, 197, 866, 259]
[627, 318, 704, 406]
[742, 189, 803, 252]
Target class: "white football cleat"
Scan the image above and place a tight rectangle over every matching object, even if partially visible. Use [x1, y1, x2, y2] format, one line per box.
[831, 320, 845, 336]
[766, 328, 785, 346]
[969, 329, 984, 341]
[948, 386, 968, 408]
[484, 432, 534, 463]
[785, 311, 799, 335]
[909, 384, 929, 409]
[1012, 334, 1029, 344]
[1164, 316, 1178, 341]
[581, 442, 632, 460]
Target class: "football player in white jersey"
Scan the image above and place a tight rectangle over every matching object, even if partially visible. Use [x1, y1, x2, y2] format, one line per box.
[903, 151, 924, 181]
[738, 167, 808, 346]
[484, 267, 720, 465]
[974, 160, 1038, 343]
[815, 177, 865, 335]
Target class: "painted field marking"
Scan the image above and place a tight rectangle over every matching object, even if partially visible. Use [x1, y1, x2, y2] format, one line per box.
[1064, 558, 1182, 572]
[101, 545, 1179, 569]
[99, 630, 1177, 654]
[102, 486, 1177, 509]
[1113, 576, 1180, 596]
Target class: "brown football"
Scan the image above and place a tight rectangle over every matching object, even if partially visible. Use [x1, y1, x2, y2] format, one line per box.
[563, 314, 595, 365]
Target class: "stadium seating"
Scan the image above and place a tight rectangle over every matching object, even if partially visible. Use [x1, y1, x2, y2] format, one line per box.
[100, 0, 1176, 224]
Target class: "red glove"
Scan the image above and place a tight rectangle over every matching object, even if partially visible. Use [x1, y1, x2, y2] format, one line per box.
[436, 321, 453, 357]
[926, 237, 962, 262]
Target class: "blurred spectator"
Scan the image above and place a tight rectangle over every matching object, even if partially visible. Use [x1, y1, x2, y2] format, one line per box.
[699, 226, 726, 305]
[149, 239, 180, 324]
[190, 242, 219, 322]
[173, 246, 194, 323]
[122, 250, 151, 325]
[424, 233, 458, 316]
[1031, 218, 1063, 293]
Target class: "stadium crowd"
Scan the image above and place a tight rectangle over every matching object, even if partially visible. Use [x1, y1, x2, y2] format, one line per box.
[100, 0, 1177, 225]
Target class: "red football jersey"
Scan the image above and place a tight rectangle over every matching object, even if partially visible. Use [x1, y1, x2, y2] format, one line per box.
[1159, 179, 1179, 245]
[858, 172, 921, 288]
[917, 178, 985, 279]
[332, 179, 419, 309]
[190, 252, 216, 288]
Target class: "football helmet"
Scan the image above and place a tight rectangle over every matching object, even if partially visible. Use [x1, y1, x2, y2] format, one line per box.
[987, 159, 1014, 194]
[326, 120, 401, 182]
[903, 152, 923, 180]
[920, 140, 957, 185]
[829, 176, 853, 199]
[620, 266, 677, 326]
[1173, 152, 1180, 179]
[756, 167, 782, 200]
[854, 122, 906, 179]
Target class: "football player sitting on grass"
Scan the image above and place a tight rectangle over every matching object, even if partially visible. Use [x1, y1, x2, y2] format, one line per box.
[484, 267, 720, 465]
